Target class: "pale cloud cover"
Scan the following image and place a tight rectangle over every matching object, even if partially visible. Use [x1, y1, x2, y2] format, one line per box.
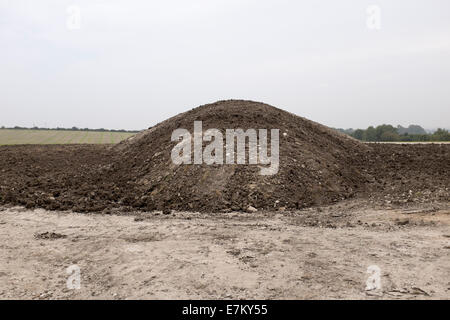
[1, 0, 449, 130]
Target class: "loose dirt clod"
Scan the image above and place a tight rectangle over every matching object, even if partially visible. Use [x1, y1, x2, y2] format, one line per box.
[34, 232, 67, 240]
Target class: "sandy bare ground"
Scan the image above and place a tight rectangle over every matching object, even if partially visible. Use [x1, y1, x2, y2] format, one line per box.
[0, 200, 449, 300]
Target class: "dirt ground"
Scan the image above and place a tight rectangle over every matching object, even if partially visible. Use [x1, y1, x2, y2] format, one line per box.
[1, 199, 448, 300]
[2, 101, 447, 214]
[1, 141, 449, 214]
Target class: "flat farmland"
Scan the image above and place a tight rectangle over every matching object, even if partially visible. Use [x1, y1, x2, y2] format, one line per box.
[0, 129, 136, 145]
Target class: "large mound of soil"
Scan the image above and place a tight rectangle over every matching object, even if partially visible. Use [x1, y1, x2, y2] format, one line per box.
[109, 100, 370, 211]
[0, 100, 448, 213]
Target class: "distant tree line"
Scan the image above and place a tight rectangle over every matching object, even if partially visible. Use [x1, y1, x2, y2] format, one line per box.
[337, 125, 450, 142]
[0, 126, 139, 133]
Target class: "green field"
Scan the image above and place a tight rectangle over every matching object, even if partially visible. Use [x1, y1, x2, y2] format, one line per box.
[0, 129, 136, 145]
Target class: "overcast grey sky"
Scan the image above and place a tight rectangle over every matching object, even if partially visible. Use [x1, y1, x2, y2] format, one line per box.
[1, 0, 449, 130]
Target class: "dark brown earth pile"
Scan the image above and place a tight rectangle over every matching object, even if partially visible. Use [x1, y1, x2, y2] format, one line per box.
[363, 143, 450, 204]
[110, 100, 370, 212]
[0, 100, 448, 213]
[0, 145, 114, 212]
